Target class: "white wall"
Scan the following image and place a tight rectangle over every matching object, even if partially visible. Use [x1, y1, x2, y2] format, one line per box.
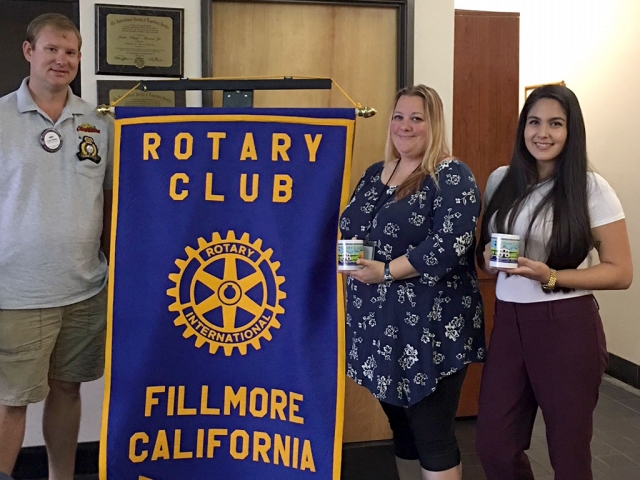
[414, 0, 455, 143]
[455, 0, 640, 364]
[23, 0, 457, 447]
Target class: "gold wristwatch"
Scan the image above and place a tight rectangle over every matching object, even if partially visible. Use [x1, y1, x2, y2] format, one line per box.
[542, 268, 557, 291]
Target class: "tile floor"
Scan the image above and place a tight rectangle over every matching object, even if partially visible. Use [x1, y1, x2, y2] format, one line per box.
[25, 375, 640, 480]
[341, 375, 640, 480]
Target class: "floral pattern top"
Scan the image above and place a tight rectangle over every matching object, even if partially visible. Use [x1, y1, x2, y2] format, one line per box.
[339, 159, 485, 407]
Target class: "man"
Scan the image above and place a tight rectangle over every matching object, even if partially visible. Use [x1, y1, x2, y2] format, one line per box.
[0, 13, 112, 480]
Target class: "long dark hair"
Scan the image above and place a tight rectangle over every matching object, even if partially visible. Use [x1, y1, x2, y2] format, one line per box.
[477, 85, 593, 272]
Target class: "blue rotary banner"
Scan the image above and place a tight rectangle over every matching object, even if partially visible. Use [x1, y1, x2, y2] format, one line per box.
[100, 107, 354, 480]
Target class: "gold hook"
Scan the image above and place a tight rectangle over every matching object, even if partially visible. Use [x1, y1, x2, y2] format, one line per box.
[356, 106, 377, 118]
[95, 104, 114, 116]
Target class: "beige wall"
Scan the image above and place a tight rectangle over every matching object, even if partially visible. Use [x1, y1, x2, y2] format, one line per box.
[456, 0, 640, 364]
[414, 0, 455, 144]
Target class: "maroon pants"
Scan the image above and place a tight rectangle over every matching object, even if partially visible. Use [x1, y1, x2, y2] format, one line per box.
[476, 295, 608, 480]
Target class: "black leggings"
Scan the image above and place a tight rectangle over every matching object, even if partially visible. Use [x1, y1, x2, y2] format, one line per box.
[380, 367, 467, 472]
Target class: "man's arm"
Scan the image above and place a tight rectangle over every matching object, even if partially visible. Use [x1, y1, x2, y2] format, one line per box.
[102, 189, 113, 260]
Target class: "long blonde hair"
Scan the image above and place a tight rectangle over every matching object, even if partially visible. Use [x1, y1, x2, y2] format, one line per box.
[384, 85, 451, 199]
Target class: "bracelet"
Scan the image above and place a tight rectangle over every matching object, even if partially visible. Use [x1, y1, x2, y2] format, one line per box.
[542, 268, 557, 291]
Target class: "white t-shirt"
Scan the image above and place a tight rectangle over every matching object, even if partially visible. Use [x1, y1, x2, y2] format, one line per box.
[485, 166, 625, 303]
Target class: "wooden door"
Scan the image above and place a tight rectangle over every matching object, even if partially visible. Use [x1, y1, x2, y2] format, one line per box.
[452, 10, 520, 416]
[209, 0, 398, 442]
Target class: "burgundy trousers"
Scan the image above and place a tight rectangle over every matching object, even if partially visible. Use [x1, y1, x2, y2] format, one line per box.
[476, 295, 608, 480]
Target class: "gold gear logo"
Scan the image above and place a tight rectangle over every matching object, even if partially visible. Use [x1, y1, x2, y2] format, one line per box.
[167, 231, 286, 355]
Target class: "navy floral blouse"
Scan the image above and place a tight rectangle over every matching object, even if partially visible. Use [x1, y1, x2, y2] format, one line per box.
[339, 159, 485, 407]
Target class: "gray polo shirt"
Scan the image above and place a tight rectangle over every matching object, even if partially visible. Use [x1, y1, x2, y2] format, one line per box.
[0, 78, 113, 309]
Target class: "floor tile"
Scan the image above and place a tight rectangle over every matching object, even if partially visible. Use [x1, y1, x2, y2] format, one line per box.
[595, 453, 640, 468]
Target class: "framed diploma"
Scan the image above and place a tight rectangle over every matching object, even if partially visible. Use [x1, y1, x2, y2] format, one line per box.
[95, 4, 184, 77]
[97, 80, 186, 107]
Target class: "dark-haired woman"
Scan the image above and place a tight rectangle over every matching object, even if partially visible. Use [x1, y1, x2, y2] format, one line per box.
[475, 85, 633, 480]
[340, 85, 485, 480]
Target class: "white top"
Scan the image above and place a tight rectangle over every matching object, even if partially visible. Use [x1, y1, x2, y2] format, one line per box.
[485, 166, 625, 303]
[0, 78, 113, 308]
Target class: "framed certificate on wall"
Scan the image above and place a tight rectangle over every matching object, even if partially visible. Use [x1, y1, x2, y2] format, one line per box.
[95, 4, 184, 77]
[97, 80, 186, 107]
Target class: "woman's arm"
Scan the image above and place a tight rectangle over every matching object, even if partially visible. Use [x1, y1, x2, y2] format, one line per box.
[501, 219, 633, 290]
[347, 161, 481, 285]
[347, 256, 419, 284]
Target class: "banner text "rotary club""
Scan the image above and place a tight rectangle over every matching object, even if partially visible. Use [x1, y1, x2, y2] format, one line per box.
[142, 131, 323, 204]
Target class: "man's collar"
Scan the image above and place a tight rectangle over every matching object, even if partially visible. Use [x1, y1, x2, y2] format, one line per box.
[16, 77, 83, 114]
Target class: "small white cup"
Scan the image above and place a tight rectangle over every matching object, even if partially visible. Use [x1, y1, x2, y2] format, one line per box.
[337, 239, 364, 271]
[489, 233, 520, 269]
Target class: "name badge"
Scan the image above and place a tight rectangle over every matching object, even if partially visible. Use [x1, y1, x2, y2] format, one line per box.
[40, 129, 62, 153]
[363, 240, 376, 260]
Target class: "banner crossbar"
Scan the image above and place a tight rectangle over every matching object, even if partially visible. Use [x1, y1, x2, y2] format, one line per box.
[95, 76, 377, 118]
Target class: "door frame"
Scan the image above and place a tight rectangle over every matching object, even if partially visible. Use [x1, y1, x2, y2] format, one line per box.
[200, 0, 414, 106]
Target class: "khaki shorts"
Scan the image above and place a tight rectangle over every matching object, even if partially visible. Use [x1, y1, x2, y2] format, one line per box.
[0, 288, 107, 406]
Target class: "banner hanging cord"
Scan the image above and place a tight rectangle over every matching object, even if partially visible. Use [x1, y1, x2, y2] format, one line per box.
[96, 76, 376, 118]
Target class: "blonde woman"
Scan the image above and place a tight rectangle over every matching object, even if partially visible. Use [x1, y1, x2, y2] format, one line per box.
[339, 85, 485, 480]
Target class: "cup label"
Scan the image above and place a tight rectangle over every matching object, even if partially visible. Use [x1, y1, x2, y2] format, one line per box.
[490, 236, 519, 268]
[338, 242, 363, 269]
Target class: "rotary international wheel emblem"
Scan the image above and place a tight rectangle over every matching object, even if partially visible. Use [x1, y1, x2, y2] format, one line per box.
[167, 231, 286, 355]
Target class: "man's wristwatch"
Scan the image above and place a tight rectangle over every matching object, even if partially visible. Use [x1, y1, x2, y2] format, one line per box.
[383, 262, 395, 283]
[542, 268, 557, 291]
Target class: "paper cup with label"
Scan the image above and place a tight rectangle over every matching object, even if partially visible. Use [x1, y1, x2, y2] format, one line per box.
[337, 239, 364, 271]
[489, 233, 520, 269]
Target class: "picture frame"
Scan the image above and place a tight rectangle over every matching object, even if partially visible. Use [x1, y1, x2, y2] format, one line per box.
[95, 4, 184, 77]
[97, 80, 186, 108]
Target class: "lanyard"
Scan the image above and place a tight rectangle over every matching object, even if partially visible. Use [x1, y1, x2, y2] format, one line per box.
[365, 160, 400, 240]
